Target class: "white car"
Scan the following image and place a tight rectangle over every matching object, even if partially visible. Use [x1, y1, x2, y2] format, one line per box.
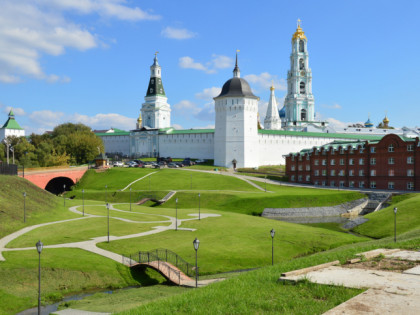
[113, 161, 124, 167]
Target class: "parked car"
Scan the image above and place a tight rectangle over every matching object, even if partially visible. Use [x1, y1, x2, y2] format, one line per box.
[113, 161, 124, 167]
[182, 159, 194, 166]
[168, 162, 179, 168]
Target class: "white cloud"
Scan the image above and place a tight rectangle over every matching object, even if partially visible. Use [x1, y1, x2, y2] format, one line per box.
[179, 54, 232, 74]
[195, 87, 221, 100]
[0, 1, 159, 83]
[193, 124, 214, 129]
[321, 103, 342, 109]
[194, 102, 214, 121]
[172, 124, 183, 130]
[28, 110, 135, 132]
[244, 72, 286, 92]
[210, 54, 233, 69]
[161, 27, 196, 40]
[173, 99, 214, 122]
[4, 106, 26, 116]
[179, 57, 209, 72]
[173, 100, 201, 115]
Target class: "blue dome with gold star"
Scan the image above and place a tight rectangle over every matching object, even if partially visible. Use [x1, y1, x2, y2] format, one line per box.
[364, 118, 374, 128]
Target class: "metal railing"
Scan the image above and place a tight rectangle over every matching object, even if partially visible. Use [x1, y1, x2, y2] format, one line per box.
[123, 248, 198, 281]
[0, 164, 17, 175]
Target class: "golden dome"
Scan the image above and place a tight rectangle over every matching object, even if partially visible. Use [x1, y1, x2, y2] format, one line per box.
[292, 19, 307, 41]
[137, 113, 142, 123]
[383, 116, 389, 124]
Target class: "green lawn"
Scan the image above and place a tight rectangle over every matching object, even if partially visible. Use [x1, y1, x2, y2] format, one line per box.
[0, 175, 79, 238]
[353, 193, 420, 238]
[7, 217, 169, 248]
[98, 209, 367, 275]
[80, 205, 169, 222]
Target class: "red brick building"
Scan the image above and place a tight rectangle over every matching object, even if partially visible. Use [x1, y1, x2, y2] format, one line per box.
[285, 134, 420, 191]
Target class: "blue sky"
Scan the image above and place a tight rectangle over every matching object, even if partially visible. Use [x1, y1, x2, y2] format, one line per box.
[0, 0, 419, 134]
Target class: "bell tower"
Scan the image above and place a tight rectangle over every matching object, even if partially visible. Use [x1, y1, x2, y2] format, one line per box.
[140, 52, 171, 129]
[284, 20, 325, 130]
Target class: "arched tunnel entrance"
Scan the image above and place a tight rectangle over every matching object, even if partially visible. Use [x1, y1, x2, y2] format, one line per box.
[45, 177, 75, 195]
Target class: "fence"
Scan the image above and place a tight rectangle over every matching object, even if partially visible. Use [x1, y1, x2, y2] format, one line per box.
[0, 164, 17, 175]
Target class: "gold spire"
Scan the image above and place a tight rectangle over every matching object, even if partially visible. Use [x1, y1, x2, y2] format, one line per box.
[292, 18, 307, 41]
[137, 113, 142, 124]
[270, 80, 275, 91]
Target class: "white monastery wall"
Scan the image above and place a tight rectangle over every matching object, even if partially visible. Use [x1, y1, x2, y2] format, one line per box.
[158, 133, 214, 159]
[102, 135, 130, 155]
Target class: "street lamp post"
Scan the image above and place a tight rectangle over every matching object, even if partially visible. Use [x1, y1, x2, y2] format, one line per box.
[36, 240, 43, 315]
[10, 146, 14, 164]
[175, 198, 178, 231]
[105, 185, 108, 204]
[63, 184, 66, 207]
[23, 192, 26, 223]
[129, 187, 132, 211]
[394, 207, 398, 243]
[190, 174, 192, 190]
[198, 193, 201, 220]
[270, 228, 275, 265]
[107, 203, 110, 243]
[193, 238, 200, 288]
[82, 189, 85, 216]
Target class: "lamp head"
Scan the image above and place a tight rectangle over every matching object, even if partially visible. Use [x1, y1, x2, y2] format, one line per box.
[193, 237, 200, 250]
[394, 207, 397, 214]
[82, 189, 84, 193]
[270, 228, 275, 238]
[198, 193, 200, 197]
[106, 203, 110, 210]
[176, 198, 178, 204]
[36, 240, 43, 254]
[23, 192, 26, 197]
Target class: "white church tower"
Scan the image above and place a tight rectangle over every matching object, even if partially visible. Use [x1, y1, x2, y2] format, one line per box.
[214, 52, 260, 168]
[140, 53, 171, 129]
[284, 20, 325, 130]
[264, 84, 282, 130]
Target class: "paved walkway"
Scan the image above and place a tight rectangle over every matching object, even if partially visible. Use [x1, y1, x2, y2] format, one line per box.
[0, 204, 220, 265]
[280, 249, 420, 315]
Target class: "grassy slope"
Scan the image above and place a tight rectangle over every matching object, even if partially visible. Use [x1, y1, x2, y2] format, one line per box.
[0, 175, 78, 238]
[98, 207, 366, 275]
[0, 249, 167, 315]
[119, 228, 420, 315]
[353, 193, 420, 238]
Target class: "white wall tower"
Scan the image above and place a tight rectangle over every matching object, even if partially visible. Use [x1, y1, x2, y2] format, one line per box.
[214, 52, 260, 168]
[140, 53, 171, 129]
[264, 84, 282, 130]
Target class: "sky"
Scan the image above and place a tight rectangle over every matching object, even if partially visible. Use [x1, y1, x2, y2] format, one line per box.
[0, 0, 419, 134]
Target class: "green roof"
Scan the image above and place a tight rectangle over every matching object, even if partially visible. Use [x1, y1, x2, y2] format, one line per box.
[2, 116, 23, 130]
[259, 129, 388, 141]
[161, 128, 215, 135]
[95, 130, 130, 136]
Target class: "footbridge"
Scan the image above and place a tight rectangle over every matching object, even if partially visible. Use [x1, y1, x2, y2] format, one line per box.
[20, 166, 88, 194]
[123, 248, 197, 286]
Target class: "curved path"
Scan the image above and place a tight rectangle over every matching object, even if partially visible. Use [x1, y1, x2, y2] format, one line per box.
[0, 203, 220, 264]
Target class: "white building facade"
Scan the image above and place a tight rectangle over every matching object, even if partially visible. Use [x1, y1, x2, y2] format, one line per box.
[0, 110, 25, 142]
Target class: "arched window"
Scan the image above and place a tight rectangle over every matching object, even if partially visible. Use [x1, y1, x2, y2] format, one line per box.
[299, 58, 305, 70]
[301, 109, 307, 121]
[300, 82, 306, 94]
[299, 40, 304, 52]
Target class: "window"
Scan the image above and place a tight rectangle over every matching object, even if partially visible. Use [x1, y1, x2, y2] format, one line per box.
[340, 159, 345, 165]
[314, 181, 319, 186]
[407, 169, 414, 177]
[298, 175, 302, 182]
[322, 170, 327, 176]
[300, 82, 306, 94]
[370, 181, 376, 189]
[322, 181, 326, 186]
[299, 58, 305, 70]
[349, 181, 354, 188]
[314, 170, 319, 176]
[407, 156, 414, 164]
[388, 157, 395, 165]
[388, 182, 395, 190]
[388, 144, 395, 152]
[408, 144, 414, 152]
[340, 148, 345, 154]
[298, 165, 303, 171]
[330, 181, 335, 187]
[349, 170, 354, 176]
[349, 158, 355, 165]
[331, 159, 335, 166]
[291, 156, 295, 161]
[306, 165, 311, 171]
[370, 147, 376, 153]
[299, 155, 303, 161]
[370, 158, 376, 165]
[360, 147, 364, 153]
[314, 159, 319, 165]
[330, 170, 336, 176]
[322, 159, 327, 166]
[299, 39, 304, 52]
[359, 170, 364, 176]
[407, 182, 414, 190]
[339, 181, 345, 188]
[359, 158, 364, 165]
[359, 181, 365, 188]
[371, 170, 376, 176]
[306, 154, 310, 160]
[339, 170, 345, 176]
[291, 166, 295, 171]
[306, 175, 310, 181]
[291, 175, 295, 181]
[389, 169, 395, 176]
[301, 108, 307, 120]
